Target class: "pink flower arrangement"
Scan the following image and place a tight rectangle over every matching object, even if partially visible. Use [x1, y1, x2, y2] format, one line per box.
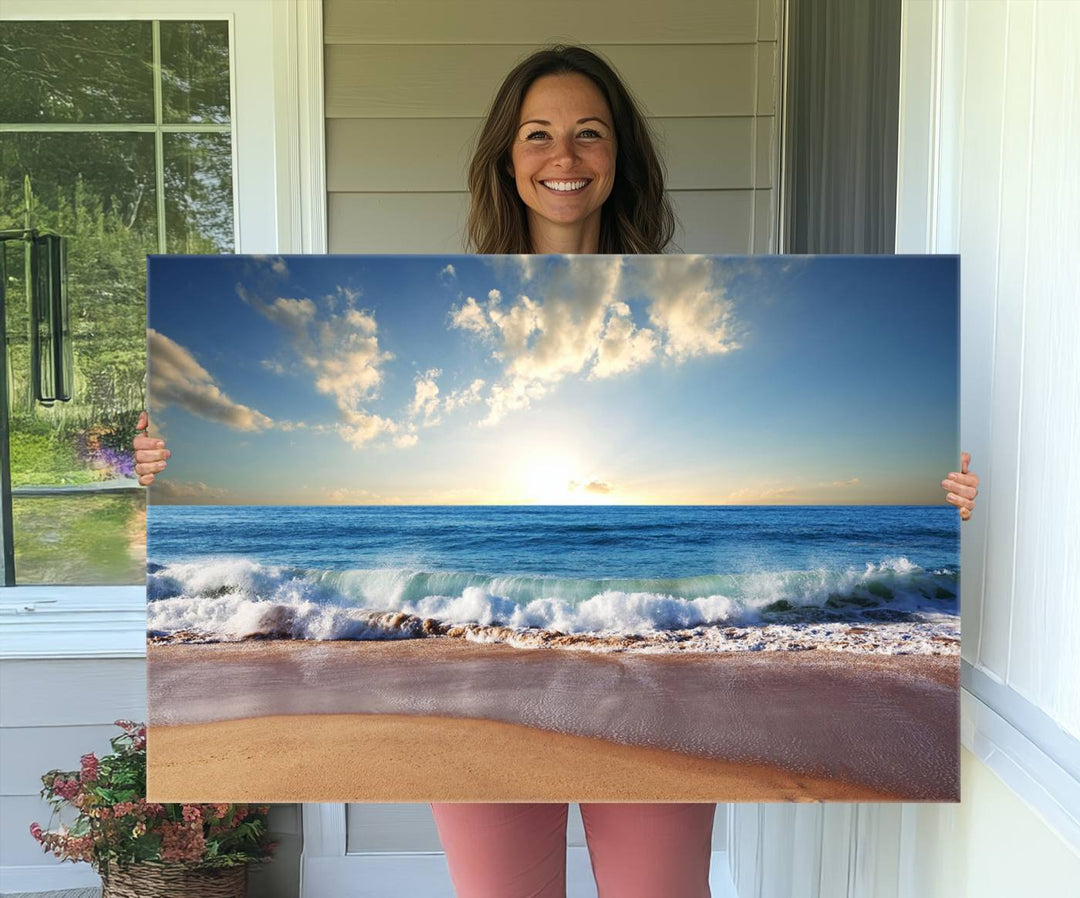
[30, 721, 274, 877]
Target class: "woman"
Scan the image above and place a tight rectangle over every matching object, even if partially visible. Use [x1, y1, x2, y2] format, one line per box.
[135, 45, 979, 898]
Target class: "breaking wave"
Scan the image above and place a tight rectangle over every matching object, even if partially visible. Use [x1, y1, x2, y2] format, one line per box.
[146, 556, 958, 642]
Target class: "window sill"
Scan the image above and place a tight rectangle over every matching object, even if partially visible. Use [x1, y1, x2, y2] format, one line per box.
[0, 585, 145, 659]
[961, 661, 1080, 854]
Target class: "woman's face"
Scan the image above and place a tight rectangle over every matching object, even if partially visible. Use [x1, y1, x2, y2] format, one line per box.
[509, 73, 617, 238]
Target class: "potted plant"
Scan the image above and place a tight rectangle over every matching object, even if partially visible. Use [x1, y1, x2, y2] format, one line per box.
[30, 720, 275, 897]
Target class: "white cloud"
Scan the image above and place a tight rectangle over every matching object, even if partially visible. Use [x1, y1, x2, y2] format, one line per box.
[271, 257, 289, 276]
[148, 329, 273, 432]
[443, 378, 485, 412]
[482, 378, 548, 426]
[238, 285, 401, 449]
[569, 479, 614, 495]
[439, 263, 456, 283]
[452, 256, 623, 424]
[337, 411, 399, 449]
[590, 301, 657, 378]
[637, 256, 741, 360]
[409, 368, 442, 422]
[449, 296, 492, 335]
[452, 256, 742, 424]
[407, 369, 485, 428]
[393, 432, 419, 449]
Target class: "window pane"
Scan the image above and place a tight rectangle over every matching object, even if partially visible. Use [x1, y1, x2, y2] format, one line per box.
[0, 18, 235, 586]
[160, 20, 232, 124]
[164, 133, 235, 253]
[1, 132, 155, 428]
[2, 132, 152, 585]
[12, 494, 145, 585]
[0, 21, 154, 124]
[0, 133, 159, 241]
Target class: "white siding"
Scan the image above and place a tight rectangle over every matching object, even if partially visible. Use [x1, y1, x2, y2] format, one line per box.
[0, 660, 146, 873]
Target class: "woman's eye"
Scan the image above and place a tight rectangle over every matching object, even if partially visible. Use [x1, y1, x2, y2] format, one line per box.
[579, 129, 602, 138]
[525, 130, 550, 140]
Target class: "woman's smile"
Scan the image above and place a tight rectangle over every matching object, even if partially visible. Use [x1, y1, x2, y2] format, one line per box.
[539, 178, 592, 193]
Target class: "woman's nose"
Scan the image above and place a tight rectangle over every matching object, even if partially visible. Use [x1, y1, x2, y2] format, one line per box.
[549, 134, 580, 166]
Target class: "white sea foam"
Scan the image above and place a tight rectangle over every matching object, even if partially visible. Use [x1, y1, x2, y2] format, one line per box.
[146, 555, 958, 644]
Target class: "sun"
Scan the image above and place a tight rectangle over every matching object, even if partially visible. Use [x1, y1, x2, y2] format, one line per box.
[521, 459, 578, 504]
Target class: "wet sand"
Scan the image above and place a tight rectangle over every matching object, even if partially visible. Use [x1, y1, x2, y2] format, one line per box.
[147, 639, 959, 803]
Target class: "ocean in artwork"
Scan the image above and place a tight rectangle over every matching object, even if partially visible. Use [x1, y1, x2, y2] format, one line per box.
[147, 503, 959, 654]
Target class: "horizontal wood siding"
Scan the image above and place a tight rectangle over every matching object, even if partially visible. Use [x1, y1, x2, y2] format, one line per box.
[324, 0, 760, 45]
[327, 116, 771, 192]
[326, 44, 763, 118]
[325, 0, 780, 254]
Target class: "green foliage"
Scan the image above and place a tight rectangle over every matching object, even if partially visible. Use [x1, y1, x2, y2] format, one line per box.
[12, 493, 144, 585]
[30, 721, 276, 876]
[1, 162, 149, 436]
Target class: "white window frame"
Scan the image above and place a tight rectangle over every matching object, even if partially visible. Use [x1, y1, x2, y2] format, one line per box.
[0, 0, 326, 660]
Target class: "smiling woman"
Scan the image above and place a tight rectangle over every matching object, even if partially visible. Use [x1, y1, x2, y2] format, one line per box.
[465, 45, 674, 256]
[509, 73, 617, 253]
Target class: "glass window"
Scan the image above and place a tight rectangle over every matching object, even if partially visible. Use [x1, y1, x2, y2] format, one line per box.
[0, 19, 234, 585]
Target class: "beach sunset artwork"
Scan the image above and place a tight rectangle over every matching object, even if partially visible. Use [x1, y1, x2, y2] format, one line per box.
[145, 253, 960, 802]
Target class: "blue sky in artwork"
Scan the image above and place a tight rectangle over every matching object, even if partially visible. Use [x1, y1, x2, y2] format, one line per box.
[147, 254, 958, 505]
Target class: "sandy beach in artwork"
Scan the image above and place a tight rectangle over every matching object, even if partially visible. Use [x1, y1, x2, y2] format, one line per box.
[147, 637, 959, 803]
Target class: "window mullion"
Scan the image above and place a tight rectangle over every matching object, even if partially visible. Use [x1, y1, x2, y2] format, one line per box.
[152, 19, 167, 255]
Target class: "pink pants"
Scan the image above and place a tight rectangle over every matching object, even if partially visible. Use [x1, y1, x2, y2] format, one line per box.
[430, 803, 715, 898]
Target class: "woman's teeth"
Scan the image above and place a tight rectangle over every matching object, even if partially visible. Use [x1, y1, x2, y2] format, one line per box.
[542, 179, 589, 192]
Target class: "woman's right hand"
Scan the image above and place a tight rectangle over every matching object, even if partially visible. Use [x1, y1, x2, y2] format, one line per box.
[133, 411, 170, 486]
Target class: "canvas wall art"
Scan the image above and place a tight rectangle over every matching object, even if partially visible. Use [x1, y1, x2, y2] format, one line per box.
[145, 253, 960, 802]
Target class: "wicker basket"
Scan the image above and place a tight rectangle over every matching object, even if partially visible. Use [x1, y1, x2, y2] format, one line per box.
[100, 861, 247, 898]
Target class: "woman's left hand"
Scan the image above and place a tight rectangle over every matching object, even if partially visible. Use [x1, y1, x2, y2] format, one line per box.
[942, 452, 979, 522]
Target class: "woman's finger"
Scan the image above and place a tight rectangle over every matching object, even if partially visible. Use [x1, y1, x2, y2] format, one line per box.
[959, 507, 971, 521]
[136, 411, 148, 432]
[946, 492, 974, 511]
[135, 449, 170, 463]
[135, 461, 168, 476]
[941, 478, 977, 499]
[138, 472, 155, 486]
[946, 473, 979, 492]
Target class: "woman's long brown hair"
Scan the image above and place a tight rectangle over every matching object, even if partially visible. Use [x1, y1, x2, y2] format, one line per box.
[466, 45, 676, 255]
